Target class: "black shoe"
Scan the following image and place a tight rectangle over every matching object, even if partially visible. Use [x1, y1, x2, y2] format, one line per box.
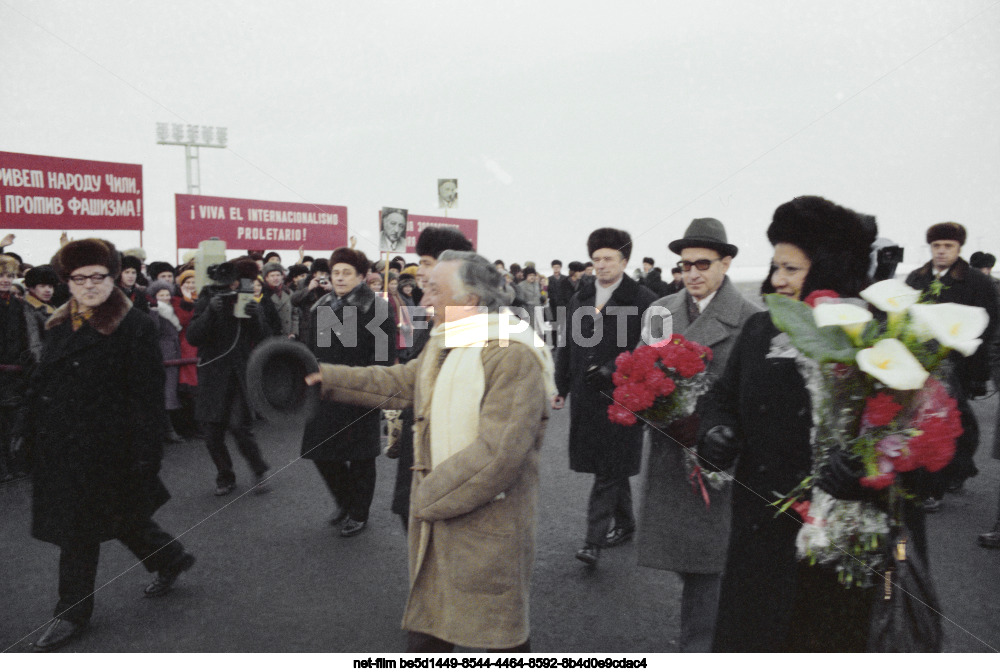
[340, 518, 367, 537]
[575, 544, 600, 566]
[329, 508, 348, 526]
[34, 618, 87, 651]
[214, 482, 236, 496]
[923, 497, 942, 513]
[604, 526, 635, 548]
[144, 552, 196, 598]
[978, 531, 1000, 549]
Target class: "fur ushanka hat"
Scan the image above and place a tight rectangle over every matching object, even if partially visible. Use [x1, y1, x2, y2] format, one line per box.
[925, 222, 966, 247]
[586, 227, 633, 261]
[0, 254, 19, 275]
[766, 195, 875, 299]
[24, 264, 59, 287]
[121, 255, 143, 274]
[147, 261, 175, 280]
[330, 247, 370, 277]
[52, 238, 122, 281]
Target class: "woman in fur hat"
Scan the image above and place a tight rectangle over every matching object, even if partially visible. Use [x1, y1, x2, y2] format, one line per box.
[696, 196, 917, 652]
[22, 239, 195, 651]
[147, 280, 185, 442]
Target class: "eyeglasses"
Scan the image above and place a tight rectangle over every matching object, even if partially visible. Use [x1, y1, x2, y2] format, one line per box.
[69, 273, 110, 285]
[678, 258, 721, 272]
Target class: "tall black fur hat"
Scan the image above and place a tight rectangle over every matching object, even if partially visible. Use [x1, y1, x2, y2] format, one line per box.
[587, 227, 633, 261]
[24, 264, 59, 287]
[970, 251, 996, 269]
[926, 222, 966, 246]
[311, 258, 330, 275]
[231, 256, 262, 281]
[52, 238, 122, 281]
[147, 261, 175, 279]
[329, 247, 370, 276]
[766, 195, 875, 299]
[415, 226, 474, 259]
[121, 255, 143, 274]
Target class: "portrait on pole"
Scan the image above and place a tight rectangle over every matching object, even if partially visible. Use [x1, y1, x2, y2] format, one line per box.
[379, 207, 408, 253]
[437, 179, 458, 210]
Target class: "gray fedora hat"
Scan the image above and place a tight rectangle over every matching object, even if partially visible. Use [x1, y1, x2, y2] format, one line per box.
[246, 338, 320, 425]
[668, 218, 738, 258]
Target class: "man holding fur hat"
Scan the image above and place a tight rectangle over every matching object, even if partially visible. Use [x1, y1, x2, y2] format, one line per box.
[22, 239, 195, 651]
[906, 222, 998, 503]
[186, 256, 274, 496]
[553, 227, 658, 567]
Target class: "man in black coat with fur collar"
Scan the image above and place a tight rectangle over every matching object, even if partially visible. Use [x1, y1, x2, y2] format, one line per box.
[553, 228, 657, 567]
[23, 239, 195, 651]
[906, 222, 999, 503]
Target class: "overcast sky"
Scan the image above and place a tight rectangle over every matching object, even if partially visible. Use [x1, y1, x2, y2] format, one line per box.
[2, 0, 998, 275]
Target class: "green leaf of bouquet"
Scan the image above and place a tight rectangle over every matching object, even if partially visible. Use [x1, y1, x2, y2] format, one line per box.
[764, 294, 859, 363]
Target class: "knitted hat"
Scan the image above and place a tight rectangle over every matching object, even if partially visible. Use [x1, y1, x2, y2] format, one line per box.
[262, 261, 287, 277]
[669, 217, 739, 258]
[52, 238, 122, 281]
[0, 254, 19, 275]
[330, 247, 369, 276]
[415, 226, 474, 259]
[147, 261, 175, 279]
[925, 222, 966, 246]
[766, 195, 874, 299]
[176, 269, 196, 286]
[587, 228, 633, 261]
[121, 255, 143, 273]
[24, 264, 59, 287]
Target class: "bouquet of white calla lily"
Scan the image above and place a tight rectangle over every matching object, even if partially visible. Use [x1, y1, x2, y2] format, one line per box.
[812, 302, 873, 341]
[859, 279, 921, 313]
[856, 338, 929, 390]
[908, 302, 989, 357]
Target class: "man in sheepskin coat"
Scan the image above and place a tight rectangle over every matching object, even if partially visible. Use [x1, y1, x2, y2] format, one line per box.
[307, 251, 553, 652]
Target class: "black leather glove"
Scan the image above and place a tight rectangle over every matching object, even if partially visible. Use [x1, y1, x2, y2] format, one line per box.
[243, 299, 260, 317]
[584, 363, 615, 392]
[209, 294, 226, 313]
[815, 449, 869, 501]
[698, 425, 739, 471]
[967, 380, 988, 399]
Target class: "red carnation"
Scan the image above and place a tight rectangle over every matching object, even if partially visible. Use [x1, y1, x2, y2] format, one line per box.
[862, 392, 903, 428]
[644, 368, 676, 397]
[613, 382, 656, 413]
[860, 472, 896, 490]
[608, 403, 637, 426]
[790, 500, 812, 521]
[804, 290, 840, 307]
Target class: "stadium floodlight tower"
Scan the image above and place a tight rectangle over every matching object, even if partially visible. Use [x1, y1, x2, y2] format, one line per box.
[155, 122, 228, 194]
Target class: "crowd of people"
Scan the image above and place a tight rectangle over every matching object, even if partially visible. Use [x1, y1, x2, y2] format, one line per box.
[0, 196, 999, 653]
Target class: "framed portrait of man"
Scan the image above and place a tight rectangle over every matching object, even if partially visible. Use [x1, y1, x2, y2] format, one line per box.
[437, 179, 458, 209]
[380, 207, 408, 253]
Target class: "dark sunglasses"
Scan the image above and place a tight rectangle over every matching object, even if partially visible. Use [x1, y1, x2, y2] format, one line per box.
[678, 258, 721, 272]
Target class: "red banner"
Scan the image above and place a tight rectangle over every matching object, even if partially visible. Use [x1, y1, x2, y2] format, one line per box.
[176, 194, 348, 250]
[401, 213, 478, 254]
[0, 151, 143, 230]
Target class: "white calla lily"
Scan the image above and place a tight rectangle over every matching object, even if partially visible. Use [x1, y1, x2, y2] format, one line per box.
[860, 279, 921, 314]
[908, 302, 989, 356]
[856, 338, 929, 390]
[813, 302, 873, 341]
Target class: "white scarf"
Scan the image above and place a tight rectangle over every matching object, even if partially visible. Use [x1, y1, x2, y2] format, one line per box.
[427, 310, 555, 468]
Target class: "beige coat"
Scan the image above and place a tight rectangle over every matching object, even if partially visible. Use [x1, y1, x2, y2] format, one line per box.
[318, 337, 549, 649]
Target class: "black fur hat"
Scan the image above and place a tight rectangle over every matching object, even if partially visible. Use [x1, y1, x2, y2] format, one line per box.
[329, 247, 370, 276]
[765, 195, 875, 299]
[147, 261, 175, 280]
[970, 251, 996, 269]
[52, 238, 122, 281]
[232, 256, 262, 281]
[311, 258, 330, 275]
[24, 264, 59, 287]
[415, 226, 474, 259]
[121, 255, 143, 274]
[587, 227, 633, 261]
[926, 222, 966, 246]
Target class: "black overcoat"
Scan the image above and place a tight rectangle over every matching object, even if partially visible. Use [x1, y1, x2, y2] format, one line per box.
[300, 282, 395, 462]
[186, 285, 272, 425]
[555, 274, 657, 477]
[27, 288, 170, 545]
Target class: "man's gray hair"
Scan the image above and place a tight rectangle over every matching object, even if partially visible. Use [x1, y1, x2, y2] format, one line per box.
[438, 250, 509, 310]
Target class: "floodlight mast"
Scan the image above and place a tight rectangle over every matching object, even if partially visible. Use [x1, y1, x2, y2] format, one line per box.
[155, 123, 228, 195]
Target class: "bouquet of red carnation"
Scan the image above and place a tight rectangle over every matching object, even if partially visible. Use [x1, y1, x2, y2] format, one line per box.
[607, 334, 713, 428]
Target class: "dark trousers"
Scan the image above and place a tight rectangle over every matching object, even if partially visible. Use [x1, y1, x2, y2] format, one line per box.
[314, 458, 377, 522]
[585, 473, 634, 546]
[678, 572, 721, 653]
[406, 631, 531, 653]
[0, 405, 28, 478]
[204, 421, 269, 487]
[55, 518, 185, 624]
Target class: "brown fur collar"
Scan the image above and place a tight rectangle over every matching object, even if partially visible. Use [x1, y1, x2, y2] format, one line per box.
[46, 286, 133, 335]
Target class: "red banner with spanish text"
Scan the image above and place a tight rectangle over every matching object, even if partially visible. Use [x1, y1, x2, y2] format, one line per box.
[176, 194, 348, 250]
[401, 213, 478, 253]
[0, 151, 143, 230]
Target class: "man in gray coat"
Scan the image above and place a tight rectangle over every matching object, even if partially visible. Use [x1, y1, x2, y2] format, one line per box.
[636, 218, 761, 651]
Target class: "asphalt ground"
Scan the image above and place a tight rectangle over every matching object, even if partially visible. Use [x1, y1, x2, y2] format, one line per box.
[1, 394, 998, 654]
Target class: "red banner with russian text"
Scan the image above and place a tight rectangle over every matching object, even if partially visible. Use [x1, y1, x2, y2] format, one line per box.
[401, 213, 478, 253]
[0, 151, 143, 230]
[176, 194, 348, 250]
